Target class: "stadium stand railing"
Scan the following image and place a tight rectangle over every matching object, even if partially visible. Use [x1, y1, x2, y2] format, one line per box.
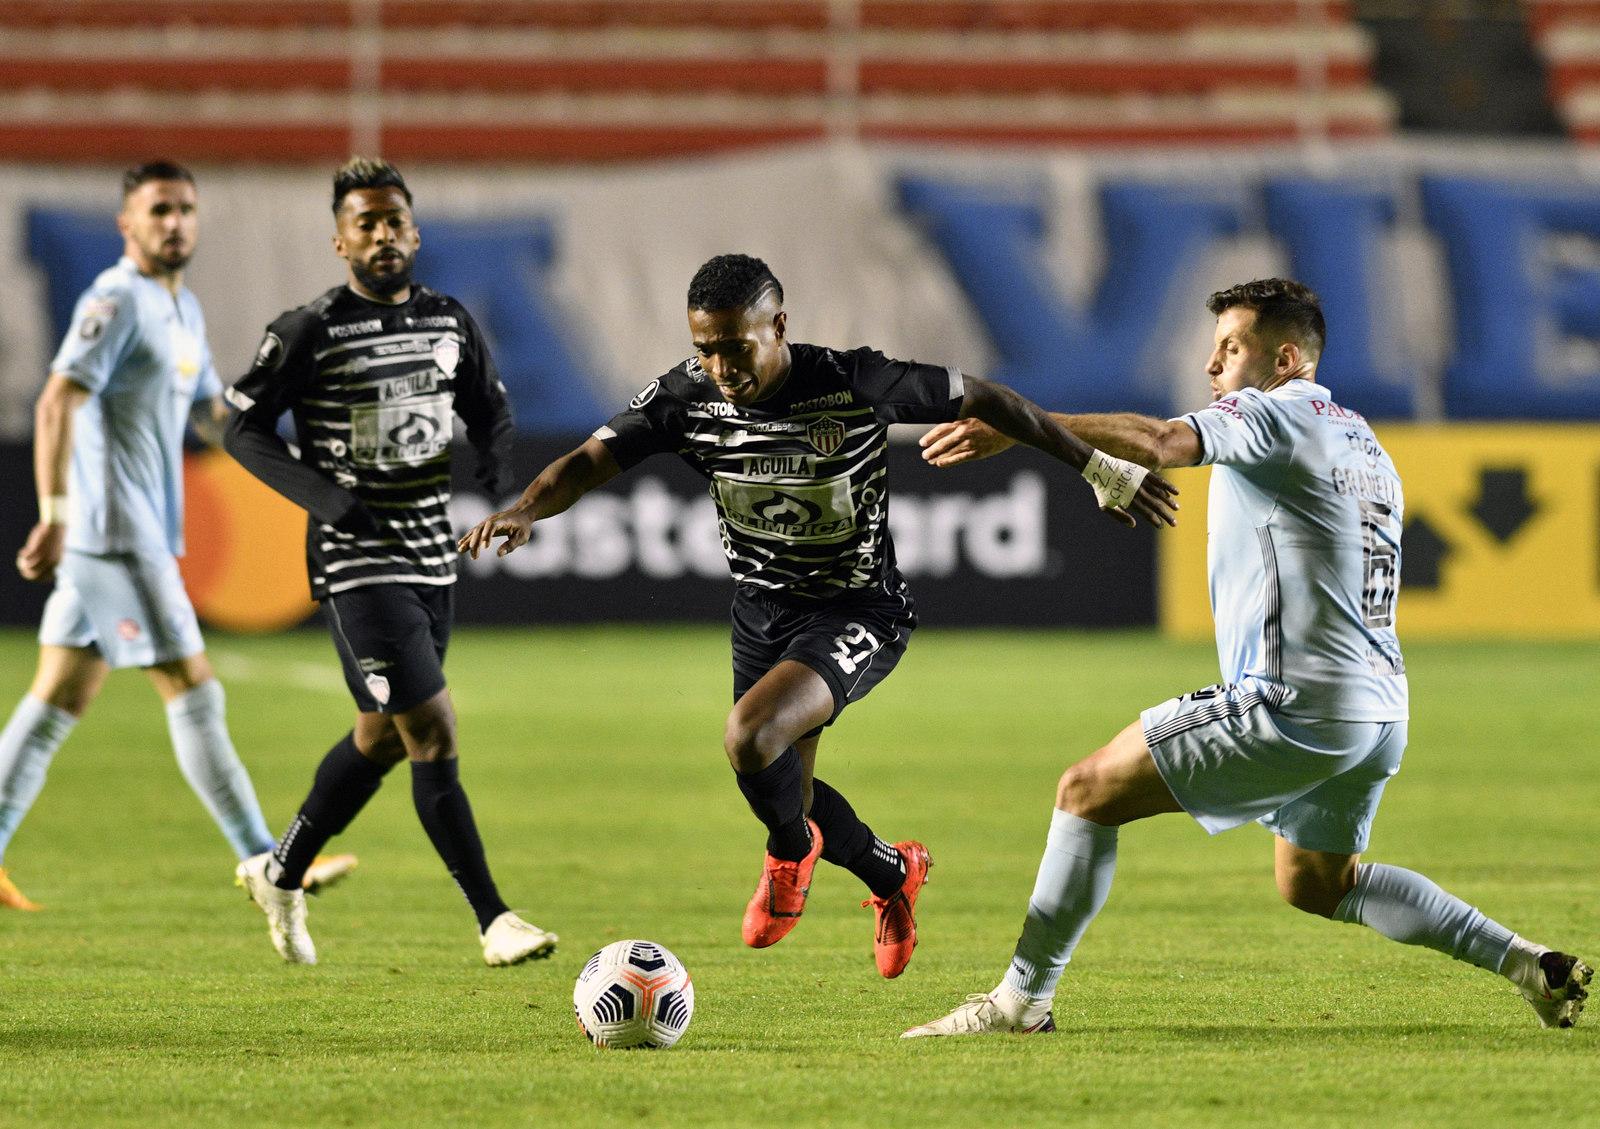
[0, 0, 1394, 161]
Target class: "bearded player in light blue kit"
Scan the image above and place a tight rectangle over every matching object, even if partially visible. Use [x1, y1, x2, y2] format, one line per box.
[0, 161, 352, 911]
[905, 278, 1589, 1036]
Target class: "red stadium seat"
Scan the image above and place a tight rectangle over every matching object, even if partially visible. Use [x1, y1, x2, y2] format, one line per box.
[0, 0, 1395, 161]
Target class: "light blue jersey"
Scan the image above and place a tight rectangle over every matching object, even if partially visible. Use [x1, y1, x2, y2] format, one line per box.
[48, 256, 219, 557]
[1179, 380, 1408, 722]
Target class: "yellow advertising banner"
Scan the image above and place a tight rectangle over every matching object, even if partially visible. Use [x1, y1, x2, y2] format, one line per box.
[1160, 425, 1600, 640]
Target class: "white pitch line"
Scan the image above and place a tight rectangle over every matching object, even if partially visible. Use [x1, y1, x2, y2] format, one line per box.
[211, 649, 347, 696]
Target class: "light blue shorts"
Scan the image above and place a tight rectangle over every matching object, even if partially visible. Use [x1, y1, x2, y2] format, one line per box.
[39, 550, 205, 670]
[1141, 681, 1407, 855]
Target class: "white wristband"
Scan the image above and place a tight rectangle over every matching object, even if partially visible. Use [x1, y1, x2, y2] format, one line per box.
[1081, 450, 1147, 511]
[39, 494, 68, 525]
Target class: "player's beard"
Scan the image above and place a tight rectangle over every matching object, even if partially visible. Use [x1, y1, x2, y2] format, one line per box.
[151, 239, 192, 272]
[352, 250, 415, 298]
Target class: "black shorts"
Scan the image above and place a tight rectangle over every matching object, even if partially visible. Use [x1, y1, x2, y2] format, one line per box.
[322, 582, 454, 714]
[731, 575, 918, 739]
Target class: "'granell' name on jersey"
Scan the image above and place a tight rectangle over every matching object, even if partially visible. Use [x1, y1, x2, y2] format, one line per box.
[789, 390, 855, 412]
[326, 318, 384, 338]
[1331, 467, 1399, 504]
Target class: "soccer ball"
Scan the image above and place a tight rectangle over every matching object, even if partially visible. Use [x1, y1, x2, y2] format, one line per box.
[572, 939, 695, 1049]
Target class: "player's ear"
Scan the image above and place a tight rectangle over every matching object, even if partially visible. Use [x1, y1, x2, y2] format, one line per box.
[331, 230, 346, 259]
[772, 309, 786, 340]
[1276, 340, 1300, 374]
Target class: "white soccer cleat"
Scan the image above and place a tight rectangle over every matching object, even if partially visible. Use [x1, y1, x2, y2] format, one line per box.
[1513, 951, 1592, 1029]
[302, 853, 359, 895]
[235, 852, 317, 965]
[481, 911, 559, 967]
[901, 992, 1056, 1039]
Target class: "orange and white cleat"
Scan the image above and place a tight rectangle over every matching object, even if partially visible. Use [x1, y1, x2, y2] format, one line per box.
[864, 841, 932, 978]
[302, 853, 359, 895]
[0, 866, 41, 911]
[741, 820, 823, 948]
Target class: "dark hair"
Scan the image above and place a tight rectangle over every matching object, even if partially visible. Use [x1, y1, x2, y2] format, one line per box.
[687, 254, 783, 311]
[1207, 278, 1325, 356]
[332, 157, 412, 215]
[122, 160, 195, 198]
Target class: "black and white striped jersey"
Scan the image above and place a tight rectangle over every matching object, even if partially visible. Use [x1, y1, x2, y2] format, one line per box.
[226, 285, 511, 600]
[596, 343, 964, 599]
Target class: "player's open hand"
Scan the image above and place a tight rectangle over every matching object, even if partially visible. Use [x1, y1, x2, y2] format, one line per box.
[1102, 472, 1180, 529]
[920, 419, 1016, 466]
[15, 522, 65, 583]
[457, 508, 534, 559]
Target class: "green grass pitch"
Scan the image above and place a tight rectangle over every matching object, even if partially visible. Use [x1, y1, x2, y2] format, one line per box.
[0, 627, 1593, 1128]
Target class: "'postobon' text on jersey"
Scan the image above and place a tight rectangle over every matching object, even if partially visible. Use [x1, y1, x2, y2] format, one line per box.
[596, 344, 964, 598]
[226, 286, 509, 599]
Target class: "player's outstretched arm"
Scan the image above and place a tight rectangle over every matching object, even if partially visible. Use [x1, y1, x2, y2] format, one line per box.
[222, 410, 378, 535]
[457, 437, 622, 559]
[922, 411, 1200, 471]
[955, 377, 1179, 528]
[17, 374, 90, 582]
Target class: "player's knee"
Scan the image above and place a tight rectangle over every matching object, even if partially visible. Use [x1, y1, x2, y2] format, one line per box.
[723, 710, 785, 773]
[360, 729, 408, 767]
[1276, 869, 1349, 918]
[1056, 759, 1105, 820]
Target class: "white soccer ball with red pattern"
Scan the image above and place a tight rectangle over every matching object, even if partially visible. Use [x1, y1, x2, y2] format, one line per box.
[572, 939, 695, 1049]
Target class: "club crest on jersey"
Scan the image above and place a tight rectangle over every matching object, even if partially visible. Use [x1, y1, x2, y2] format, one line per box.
[432, 336, 460, 377]
[806, 417, 845, 456]
[364, 672, 391, 706]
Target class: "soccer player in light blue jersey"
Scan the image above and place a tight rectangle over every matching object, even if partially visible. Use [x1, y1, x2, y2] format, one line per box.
[0, 162, 353, 911]
[905, 278, 1589, 1035]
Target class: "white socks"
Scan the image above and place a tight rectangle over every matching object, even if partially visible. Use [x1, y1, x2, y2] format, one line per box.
[1002, 807, 1120, 1001]
[1332, 862, 1515, 973]
[166, 680, 274, 859]
[0, 696, 77, 863]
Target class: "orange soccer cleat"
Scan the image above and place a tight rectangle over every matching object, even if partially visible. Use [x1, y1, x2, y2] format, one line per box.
[0, 866, 42, 911]
[741, 820, 823, 948]
[864, 841, 932, 978]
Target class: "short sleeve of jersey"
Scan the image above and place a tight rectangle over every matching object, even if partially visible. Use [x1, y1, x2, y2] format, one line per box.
[50, 282, 137, 394]
[226, 310, 318, 421]
[843, 348, 965, 424]
[1179, 388, 1282, 469]
[593, 375, 684, 470]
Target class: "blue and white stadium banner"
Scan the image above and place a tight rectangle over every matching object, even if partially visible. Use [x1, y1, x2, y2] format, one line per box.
[3, 141, 1600, 439]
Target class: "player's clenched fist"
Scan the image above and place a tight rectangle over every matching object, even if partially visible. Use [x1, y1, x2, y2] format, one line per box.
[458, 507, 534, 559]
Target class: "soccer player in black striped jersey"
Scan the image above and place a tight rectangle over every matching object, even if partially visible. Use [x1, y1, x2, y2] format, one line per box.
[222, 158, 557, 968]
[460, 254, 1176, 978]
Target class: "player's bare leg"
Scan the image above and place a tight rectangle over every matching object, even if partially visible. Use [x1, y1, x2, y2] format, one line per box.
[905, 719, 1180, 1037]
[0, 646, 106, 910]
[1279, 837, 1592, 1028]
[727, 661, 830, 947]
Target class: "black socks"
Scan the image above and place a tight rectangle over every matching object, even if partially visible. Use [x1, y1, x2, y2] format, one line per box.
[734, 746, 814, 861]
[271, 732, 392, 890]
[809, 777, 907, 898]
[411, 758, 510, 932]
